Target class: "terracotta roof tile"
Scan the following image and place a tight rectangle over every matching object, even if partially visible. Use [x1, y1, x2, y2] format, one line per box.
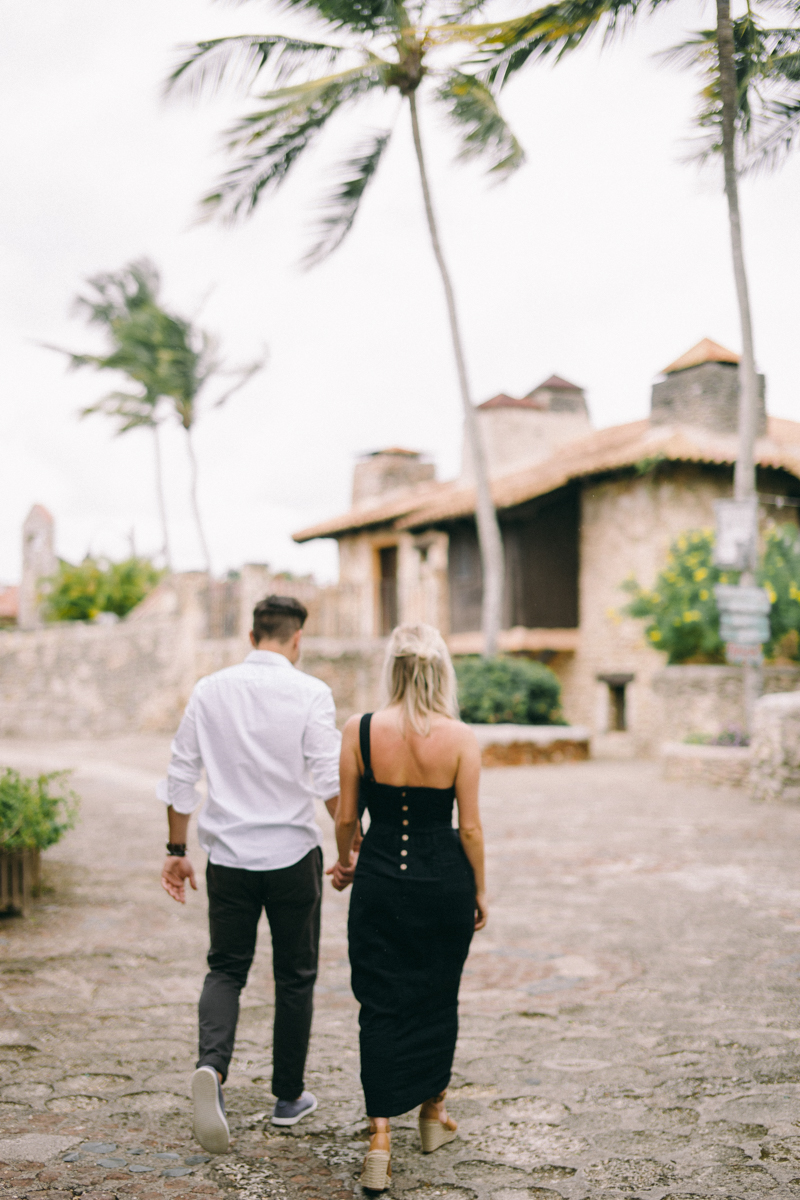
[663, 338, 740, 374]
[477, 393, 546, 410]
[293, 416, 800, 542]
[528, 374, 583, 392]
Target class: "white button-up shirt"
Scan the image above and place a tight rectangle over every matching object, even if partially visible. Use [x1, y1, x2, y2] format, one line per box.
[156, 650, 341, 871]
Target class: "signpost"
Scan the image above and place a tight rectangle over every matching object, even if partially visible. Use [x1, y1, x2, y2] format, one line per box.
[714, 581, 770, 730]
[713, 498, 758, 572]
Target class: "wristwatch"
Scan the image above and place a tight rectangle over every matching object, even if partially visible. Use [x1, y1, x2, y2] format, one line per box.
[166, 843, 187, 857]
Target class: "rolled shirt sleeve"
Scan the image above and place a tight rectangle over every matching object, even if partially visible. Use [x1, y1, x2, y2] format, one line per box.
[155, 693, 205, 814]
[302, 689, 342, 801]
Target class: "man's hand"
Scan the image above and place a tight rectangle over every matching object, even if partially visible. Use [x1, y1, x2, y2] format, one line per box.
[161, 855, 198, 904]
[326, 853, 358, 892]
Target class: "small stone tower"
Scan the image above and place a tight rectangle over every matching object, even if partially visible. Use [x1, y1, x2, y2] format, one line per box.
[352, 449, 435, 506]
[461, 375, 592, 481]
[18, 505, 56, 630]
[650, 338, 766, 435]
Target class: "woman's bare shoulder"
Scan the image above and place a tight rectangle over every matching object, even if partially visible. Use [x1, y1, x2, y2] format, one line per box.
[433, 716, 479, 749]
[342, 713, 363, 741]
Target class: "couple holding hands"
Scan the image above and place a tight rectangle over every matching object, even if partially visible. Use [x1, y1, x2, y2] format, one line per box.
[160, 595, 486, 1190]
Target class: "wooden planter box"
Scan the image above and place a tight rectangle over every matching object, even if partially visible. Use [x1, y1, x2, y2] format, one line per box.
[0, 849, 40, 915]
[469, 724, 591, 767]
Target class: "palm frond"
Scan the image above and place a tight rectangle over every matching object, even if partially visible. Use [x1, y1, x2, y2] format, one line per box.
[462, 0, 641, 86]
[740, 101, 800, 170]
[304, 130, 392, 266]
[166, 35, 348, 98]
[282, 0, 403, 35]
[664, 16, 800, 167]
[202, 63, 387, 221]
[436, 71, 524, 175]
[80, 392, 160, 435]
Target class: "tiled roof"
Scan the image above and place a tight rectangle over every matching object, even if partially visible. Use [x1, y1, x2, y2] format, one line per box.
[293, 416, 800, 542]
[292, 479, 454, 543]
[663, 338, 740, 374]
[477, 393, 546, 410]
[397, 417, 800, 529]
[529, 374, 583, 392]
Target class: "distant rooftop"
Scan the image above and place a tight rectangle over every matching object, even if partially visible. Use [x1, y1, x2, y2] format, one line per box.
[362, 447, 422, 458]
[528, 374, 583, 393]
[663, 338, 740, 374]
[478, 393, 546, 410]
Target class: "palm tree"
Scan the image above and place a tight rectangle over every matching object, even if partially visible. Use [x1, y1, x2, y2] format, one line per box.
[52, 260, 174, 570]
[477, 0, 800, 553]
[166, 2, 538, 654]
[53, 259, 264, 574]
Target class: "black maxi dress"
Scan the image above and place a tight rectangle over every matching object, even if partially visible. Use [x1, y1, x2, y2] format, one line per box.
[348, 713, 476, 1117]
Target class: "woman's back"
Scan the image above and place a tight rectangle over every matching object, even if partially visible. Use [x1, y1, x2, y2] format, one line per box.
[366, 708, 471, 790]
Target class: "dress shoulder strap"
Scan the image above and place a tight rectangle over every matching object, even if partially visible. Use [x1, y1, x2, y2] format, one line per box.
[359, 712, 375, 782]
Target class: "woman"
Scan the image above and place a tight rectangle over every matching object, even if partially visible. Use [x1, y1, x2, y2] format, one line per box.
[329, 624, 487, 1191]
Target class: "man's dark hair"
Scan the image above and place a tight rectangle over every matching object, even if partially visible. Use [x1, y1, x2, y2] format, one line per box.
[252, 594, 308, 645]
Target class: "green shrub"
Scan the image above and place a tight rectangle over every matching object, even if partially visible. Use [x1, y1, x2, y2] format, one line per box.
[455, 656, 564, 725]
[43, 555, 163, 622]
[759, 523, 800, 660]
[621, 529, 730, 664]
[0, 769, 79, 852]
[621, 522, 800, 664]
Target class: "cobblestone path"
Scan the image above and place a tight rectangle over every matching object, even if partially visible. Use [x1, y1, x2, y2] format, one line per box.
[2, 739, 800, 1199]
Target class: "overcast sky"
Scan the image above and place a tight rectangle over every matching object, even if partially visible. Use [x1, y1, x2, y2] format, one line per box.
[1, 0, 797, 584]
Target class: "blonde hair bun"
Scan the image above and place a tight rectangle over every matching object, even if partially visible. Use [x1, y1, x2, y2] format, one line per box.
[381, 623, 459, 735]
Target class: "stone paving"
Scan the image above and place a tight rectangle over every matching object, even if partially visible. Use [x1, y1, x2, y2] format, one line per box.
[2, 739, 800, 1199]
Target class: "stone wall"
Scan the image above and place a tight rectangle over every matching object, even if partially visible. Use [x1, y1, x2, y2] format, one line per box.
[564, 463, 733, 751]
[750, 690, 800, 804]
[0, 573, 386, 740]
[650, 361, 766, 436]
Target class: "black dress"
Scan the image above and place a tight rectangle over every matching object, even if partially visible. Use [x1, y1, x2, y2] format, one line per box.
[348, 713, 476, 1117]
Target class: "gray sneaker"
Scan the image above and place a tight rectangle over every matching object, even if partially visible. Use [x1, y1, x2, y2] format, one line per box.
[271, 1091, 318, 1126]
[192, 1066, 230, 1153]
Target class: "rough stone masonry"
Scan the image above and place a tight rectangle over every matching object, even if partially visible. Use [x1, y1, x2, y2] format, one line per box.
[3, 739, 800, 1198]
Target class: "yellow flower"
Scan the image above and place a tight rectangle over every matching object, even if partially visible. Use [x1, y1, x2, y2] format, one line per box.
[699, 589, 709, 601]
[649, 629, 662, 641]
[677, 537, 688, 552]
[683, 610, 701, 622]
[720, 574, 729, 584]
[694, 567, 708, 582]
[765, 582, 777, 604]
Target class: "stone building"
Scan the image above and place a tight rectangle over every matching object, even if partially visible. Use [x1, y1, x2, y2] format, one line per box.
[294, 340, 800, 752]
[18, 505, 56, 630]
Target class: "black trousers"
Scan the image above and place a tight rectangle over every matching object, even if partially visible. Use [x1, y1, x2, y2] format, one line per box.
[197, 847, 322, 1098]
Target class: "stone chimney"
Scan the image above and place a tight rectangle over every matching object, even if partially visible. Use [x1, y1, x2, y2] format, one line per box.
[650, 338, 766, 435]
[461, 375, 592, 481]
[352, 449, 435, 507]
[18, 505, 57, 630]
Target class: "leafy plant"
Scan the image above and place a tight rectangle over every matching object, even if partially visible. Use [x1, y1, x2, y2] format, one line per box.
[622, 522, 800, 663]
[43, 556, 164, 623]
[684, 728, 750, 746]
[455, 656, 564, 725]
[621, 529, 731, 664]
[758, 523, 800, 660]
[0, 769, 79, 852]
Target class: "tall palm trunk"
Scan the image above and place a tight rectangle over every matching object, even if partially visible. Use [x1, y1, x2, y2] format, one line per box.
[151, 423, 173, 572]
[716, 0, 759, 527]
[408, 92, 505, 656]
[184, 427, 212, 575]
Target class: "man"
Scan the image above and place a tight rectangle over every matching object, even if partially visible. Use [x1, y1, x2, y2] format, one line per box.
[159, 594, 347, 1153]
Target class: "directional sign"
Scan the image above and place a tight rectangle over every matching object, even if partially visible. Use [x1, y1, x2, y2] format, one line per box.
[715, 583, 771, 664]
[714, 498, 758, 570]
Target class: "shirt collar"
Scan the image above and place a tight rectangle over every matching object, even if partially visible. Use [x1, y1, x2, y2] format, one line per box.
[245, 650, 295, 668]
